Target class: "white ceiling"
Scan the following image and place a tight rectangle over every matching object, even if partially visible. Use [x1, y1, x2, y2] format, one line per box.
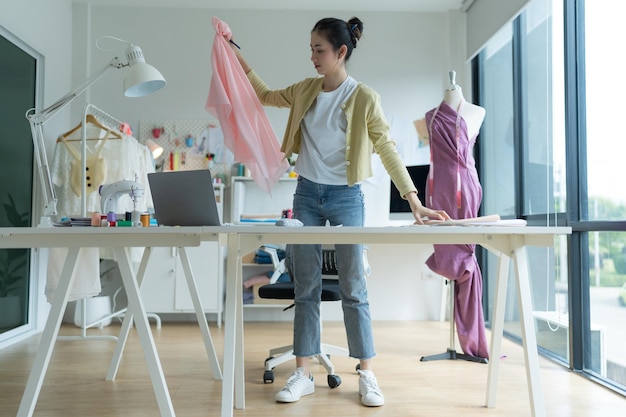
[74, 0, 466, 13]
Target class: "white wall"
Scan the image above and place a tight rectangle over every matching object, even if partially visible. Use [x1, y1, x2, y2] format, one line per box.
[1, 0, 73, 340]
[74, 7, 455, 131]
[70, 5, 466, 321]
[2, 0, 74, 170]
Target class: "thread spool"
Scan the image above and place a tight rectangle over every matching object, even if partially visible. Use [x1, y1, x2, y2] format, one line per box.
[91, 212, 101, 227]
[140, 213, 151, 228]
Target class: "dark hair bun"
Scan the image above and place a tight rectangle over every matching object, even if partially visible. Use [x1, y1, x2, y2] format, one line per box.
[348, 17, 363, 47]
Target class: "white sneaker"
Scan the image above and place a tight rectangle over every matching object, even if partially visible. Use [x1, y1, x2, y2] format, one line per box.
[358, 369, 385, 407]
[275, 367, 315, 403]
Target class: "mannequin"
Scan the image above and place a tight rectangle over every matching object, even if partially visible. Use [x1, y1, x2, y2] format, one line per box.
[442, 70, 485, 139]
[415, 71, 485, 142]
[416, 70, 489, 359]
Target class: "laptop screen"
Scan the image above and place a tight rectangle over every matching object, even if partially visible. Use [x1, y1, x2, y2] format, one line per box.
[147, 170, 221, 226]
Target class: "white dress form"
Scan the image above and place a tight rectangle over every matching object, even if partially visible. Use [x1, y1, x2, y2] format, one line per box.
[443, 87, 485, 139]
[414, 71, 485, 141]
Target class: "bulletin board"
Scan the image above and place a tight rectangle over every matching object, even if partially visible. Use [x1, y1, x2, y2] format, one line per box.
[139, 119, 236, 184]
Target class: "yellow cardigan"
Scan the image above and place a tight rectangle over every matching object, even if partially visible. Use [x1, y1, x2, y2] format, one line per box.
[246, 70, 417, 198]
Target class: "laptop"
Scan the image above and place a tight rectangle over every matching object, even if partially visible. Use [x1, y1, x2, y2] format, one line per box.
[148, 169, 222, 226]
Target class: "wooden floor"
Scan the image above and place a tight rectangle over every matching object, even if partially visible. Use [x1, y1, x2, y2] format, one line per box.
[0, 320, 624, 416]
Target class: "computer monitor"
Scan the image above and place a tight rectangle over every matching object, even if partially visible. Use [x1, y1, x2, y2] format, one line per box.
[389, 165, 429, 221]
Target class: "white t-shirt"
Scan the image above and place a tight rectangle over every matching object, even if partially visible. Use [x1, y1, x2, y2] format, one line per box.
[296, 76, 358, 185]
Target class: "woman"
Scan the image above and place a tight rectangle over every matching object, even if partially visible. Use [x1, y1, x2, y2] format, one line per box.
[230, 16, 449, 407]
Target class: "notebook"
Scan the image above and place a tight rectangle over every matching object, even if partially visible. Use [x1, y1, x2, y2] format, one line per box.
[148, 169, 222, 226]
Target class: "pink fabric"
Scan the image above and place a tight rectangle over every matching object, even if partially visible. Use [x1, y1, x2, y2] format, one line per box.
[206, 16, 289, 193]
[425, 101, 489, 359]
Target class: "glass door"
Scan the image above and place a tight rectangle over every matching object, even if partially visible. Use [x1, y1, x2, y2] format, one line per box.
[0, 26, 38, 338]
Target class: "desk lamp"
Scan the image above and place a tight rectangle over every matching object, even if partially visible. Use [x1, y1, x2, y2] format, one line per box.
[26, 36, 166, 227]
[144, 138, 164, 159]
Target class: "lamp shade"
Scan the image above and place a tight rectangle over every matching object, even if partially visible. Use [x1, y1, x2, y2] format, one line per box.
[123, 45, 166, 97]
[145, 139, 164, 159]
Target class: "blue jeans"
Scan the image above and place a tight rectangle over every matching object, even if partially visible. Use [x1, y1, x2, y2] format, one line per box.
[289, 176, 375, 360]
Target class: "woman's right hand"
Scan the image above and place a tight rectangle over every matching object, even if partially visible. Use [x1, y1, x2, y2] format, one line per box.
[405, 191, 450, 225]
[224, 35, 251, 73]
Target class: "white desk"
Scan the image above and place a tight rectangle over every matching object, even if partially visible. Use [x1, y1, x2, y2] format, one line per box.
[2, 225, 571, 417]
[0, 227, 227, 417]
[219, 225, 571, 417]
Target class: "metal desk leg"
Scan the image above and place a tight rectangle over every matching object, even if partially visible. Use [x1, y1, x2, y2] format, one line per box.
[17, 247, 80, 417]
[512, 240, 545, 417]
[221, 234, 239, 417]
[113, 247, 175, 417]
[106, 306, 134, 381]
[106, 247, 152, 381]
[234, 250, 245, 409]
[178, 247, 222, 380]
[486, 253, 510, 407]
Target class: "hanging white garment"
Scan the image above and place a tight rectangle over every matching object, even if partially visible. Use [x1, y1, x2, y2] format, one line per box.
[51, 126, 154, 216]
[46, 247, 101, 303]
[47, 122, 155, 303]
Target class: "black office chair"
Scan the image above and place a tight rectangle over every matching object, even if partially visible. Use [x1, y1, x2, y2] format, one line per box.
[257, 246, 367, 388]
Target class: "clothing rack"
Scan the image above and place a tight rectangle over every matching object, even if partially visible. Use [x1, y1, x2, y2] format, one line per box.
[77, 104, 125, 217]
[58, 103, 161, 342]
[86, 103, 125, 133]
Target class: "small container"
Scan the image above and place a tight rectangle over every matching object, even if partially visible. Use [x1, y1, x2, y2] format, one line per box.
[140, 213, 151, 228]
[91, 212, 101, 227]
[132, 210, 141, 225]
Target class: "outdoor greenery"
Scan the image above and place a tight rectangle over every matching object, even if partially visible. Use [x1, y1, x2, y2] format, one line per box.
[587, 196, 626, 287]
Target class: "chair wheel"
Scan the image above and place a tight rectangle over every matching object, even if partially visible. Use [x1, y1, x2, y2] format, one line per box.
[263, 370, 275, 384]
[327, 374, 341, 388]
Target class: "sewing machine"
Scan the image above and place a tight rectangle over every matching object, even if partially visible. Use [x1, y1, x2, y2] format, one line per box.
[99, 179, 144, 215]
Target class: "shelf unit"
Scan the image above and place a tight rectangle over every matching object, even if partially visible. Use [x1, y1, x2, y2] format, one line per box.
[241, 251, 291, 308]
[229, 176, 296, 224]
[229, 176, 297, 308]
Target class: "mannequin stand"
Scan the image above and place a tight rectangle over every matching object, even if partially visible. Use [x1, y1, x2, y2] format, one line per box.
[420, 279, 488, 364]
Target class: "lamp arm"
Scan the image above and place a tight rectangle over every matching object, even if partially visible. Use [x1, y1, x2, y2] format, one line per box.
[25, 57, 125, 226]
[27, 120, 56, 224]
[28, 57, 124, 124]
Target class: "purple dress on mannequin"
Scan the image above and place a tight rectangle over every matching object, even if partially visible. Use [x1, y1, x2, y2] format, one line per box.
[424, 101, 489, 359]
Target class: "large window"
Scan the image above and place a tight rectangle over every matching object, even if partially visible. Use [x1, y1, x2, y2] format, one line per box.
[583, 0, 626, 390]
[477, 0, 625, 395]
[584, 2, 626, 222]
[479, 25, 515, 217]
[479, 0, 569, 359]
[522, 0, 566, 218]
